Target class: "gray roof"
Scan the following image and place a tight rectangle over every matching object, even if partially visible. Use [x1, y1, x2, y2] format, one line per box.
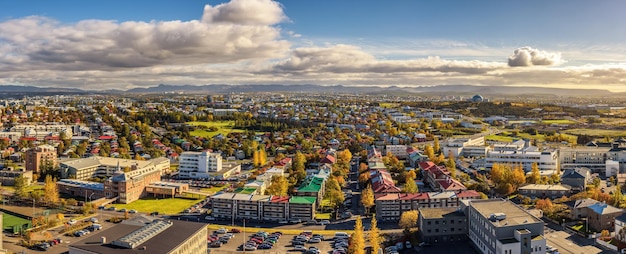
[561, 167, 589, 179]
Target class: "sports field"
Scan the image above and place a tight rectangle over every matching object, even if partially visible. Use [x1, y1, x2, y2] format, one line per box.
[187, 121, 245, 138]
[108, 197, 203, 215]
[3, 213, 30, 231]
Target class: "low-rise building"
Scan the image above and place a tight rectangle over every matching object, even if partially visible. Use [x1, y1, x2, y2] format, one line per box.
[57, 179, 105, 201]
[295, 176, 325, 207]
[210, 193, 316, 221]
[375, 190, 480, 222]
[585, 202, 624, 232]
[0, 168, 33, 186]
[69, 216, 208, 254]
[518, 184, 572, 199]
[418, 207, 468, 243]
[60, 156, 169, 181]
[467, 199, 546, 254]
[560, 167, 591, 190]
[178, 151, 222, 179]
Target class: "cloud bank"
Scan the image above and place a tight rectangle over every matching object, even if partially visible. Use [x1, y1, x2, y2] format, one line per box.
[508, 46, 562, 67]
[0, 0, 625, 91]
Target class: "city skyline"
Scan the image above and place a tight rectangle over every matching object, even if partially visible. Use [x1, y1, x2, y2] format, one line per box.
[1, 0, 626, 91]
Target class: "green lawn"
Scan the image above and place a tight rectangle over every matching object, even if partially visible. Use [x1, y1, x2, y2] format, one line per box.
[3, 213, 30, 231]
[485, 134, 514, 142]
[541, 119, 576, 124]
[564, 128, 626, 137]
[108, 197, 203, 215]
[187, 121, 245, 138]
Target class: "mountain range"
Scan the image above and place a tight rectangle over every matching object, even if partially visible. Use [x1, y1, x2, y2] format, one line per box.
[0, 84, 618, 97]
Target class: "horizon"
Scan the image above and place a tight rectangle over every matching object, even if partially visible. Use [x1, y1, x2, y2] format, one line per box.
[1, 0, 626, 91]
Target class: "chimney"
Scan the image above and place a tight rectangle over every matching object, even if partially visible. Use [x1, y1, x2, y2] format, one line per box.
[101, 236, 106, 244]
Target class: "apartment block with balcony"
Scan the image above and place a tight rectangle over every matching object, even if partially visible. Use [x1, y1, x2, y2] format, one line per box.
[25, 144, 57, 173]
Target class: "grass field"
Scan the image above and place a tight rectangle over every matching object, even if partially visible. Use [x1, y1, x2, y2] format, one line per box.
[485, 134, 514, 142]
[379, 103, 399, 108]
[108, 197, 203, 215]
[187, 121, 245, 138]
[541, 119, 576, 124]
[564, 128, 626, 137]
[3, 213, 30, 231]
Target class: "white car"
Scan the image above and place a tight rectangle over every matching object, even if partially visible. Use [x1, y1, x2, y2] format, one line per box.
[216, 228, 227, 234]
[405, 241, 412, 249]
[205, 216, 216, 221]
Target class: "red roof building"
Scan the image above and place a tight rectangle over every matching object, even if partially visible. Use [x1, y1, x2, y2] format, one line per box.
[371, 170, 401, 193]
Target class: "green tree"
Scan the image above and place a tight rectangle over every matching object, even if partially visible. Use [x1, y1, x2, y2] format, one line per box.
[348, 216, 365, 254]
[399, 210, 419, 232]
[361, 185, 374, 214]
[14, 174, 28, 199]
[369, 216, 382, 254]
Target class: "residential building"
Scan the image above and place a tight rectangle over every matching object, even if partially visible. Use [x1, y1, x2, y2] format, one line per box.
[0, 168, 33, 186]
[419, 162, 467, 192]
[442, 137, 485, 157]
[614, 213, 626, 242]
[386, 145, 408, 159]
[210, 193, 315, 221]
[566, 198, 601, 220]
[25, 145, 57, 173]
[418, 207, 468, 243]
[295, 176, 326, 207]
[69, 216, 207, 254]
[560, 167, 591, 190]
[518, 184, 572, 199]
[467, 199, 546, 254]
[178, 151, 222, 179]
[370, 169, 401, 193]
[585, 202, 624, 231]
[375, 190, 480, 222]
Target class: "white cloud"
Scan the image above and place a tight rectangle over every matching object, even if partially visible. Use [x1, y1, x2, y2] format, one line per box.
[0, 0, 289, 71]
[507, 46, 562, 67]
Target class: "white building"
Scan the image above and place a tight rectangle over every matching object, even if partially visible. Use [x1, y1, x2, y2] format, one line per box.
[178, 151, 223, 179]
[486, 150, 558, 172]
[385, 145, 408, 159]
[442, 137, 485, 157]
[560, 146, 610, 172]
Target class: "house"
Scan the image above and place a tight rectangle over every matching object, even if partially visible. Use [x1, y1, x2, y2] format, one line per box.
[319, 154, 336, 165]
[370, 170, 401, 193]
[560, 167, 591, 190]
[518, 184, 572, 199]
[566, 198, 602, 220]
[418, 207, 468, 243]
[585, 202, 624, 231]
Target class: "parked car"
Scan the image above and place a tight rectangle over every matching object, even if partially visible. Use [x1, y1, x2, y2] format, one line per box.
[229, 228, 241, 233]
[129, 209, 137, 213]
[290, 219, 302, 224]
[205, 216, 216, 221]
[405, 241, 412, 249]
[90, 217, 99, 223]
[215, 228, 227, 234]
[294, 245, 307, 252]
[319, 220, 330, 225]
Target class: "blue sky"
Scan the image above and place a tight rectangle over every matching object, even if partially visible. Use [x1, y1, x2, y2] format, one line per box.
[0, 0, 625, 91]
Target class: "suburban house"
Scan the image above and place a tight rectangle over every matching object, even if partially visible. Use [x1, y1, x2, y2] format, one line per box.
[585, 202, 624, 231]
[560, 167, 591, 190]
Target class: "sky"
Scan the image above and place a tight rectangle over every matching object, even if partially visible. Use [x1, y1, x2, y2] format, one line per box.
[1, 0, 626, 91]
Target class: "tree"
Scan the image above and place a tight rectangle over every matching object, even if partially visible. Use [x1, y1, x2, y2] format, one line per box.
[528, 163, 541, 184]
[433, 138, 440, 154]
[445, 154, 456, 179]
[368, 217, 382, 254]
[348, 216, 365, 254]
[403, 177, 418, 194]
[265, 175, 289, 196]
[399, 210, 419, 232]
[43, 175, 59, 205]
[424, 145, 435, 162]
[361, 185, 374, 214]
[14, 174, 28, 199]
[358, 172, 370, 184]
[406, 170, 417, 181]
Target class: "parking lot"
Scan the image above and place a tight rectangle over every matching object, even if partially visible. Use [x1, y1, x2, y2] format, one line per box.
[208, 229, 334, 254]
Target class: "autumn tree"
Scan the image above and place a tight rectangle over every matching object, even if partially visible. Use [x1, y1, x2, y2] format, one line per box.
[265, 175, 289, 196]
[399, 210, 419, 232]
[14, 174, 28, 199]
[433, 137, 440, 154]
[528, 163, 541, 184]
[369, 217, 382, 254]
[348, 216, 365, 254]
[43, 175, 59, 205]
[358, 172, 370, 184]
[361, 185, 374, 214]
[424, 144, 435, 162]
[445, 154, 456, 178]
[403, 177, 418, 194]
[406, 170, 417, 181]
[324, 178, 345, 208]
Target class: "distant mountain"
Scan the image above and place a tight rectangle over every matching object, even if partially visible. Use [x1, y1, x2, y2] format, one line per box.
[0, 85, 84, 93]
[122, 84, 614, 97]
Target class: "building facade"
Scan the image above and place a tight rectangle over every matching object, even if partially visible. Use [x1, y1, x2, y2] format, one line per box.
[375, 190, 480, 222]
[178, 151, 223, 179]
[418, 207, 468, 243]
[210, 193, 316, 221]
[25, 145, 57, 173]
[467, 199, 545, 254]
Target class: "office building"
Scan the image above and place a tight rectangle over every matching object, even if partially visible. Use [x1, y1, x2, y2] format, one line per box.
[418, 207, 468, 243]
[467, 199, 546, 254]
[59, 156, 169, 181]
[178, 151, 223, 179]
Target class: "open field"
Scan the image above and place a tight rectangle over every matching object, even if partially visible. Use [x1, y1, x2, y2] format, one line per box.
[200, 185, 229, 194]
[108, 197, 203, 215]
[541, 119, 576, 124]
[564, 128, 626, 137]
[187, 121, 245, 138]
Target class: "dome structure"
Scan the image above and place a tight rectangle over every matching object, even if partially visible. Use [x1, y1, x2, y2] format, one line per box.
[471, 94, 484, 102]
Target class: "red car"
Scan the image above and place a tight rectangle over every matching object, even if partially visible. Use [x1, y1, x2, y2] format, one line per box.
[229, 228, 242, 233]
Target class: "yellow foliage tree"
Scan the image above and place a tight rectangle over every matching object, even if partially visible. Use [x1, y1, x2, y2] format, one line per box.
[399, 210, 419, 232]
[369, 217, 382, 254]
[361, 185, 374, 214]
[348, 216, 365, 254]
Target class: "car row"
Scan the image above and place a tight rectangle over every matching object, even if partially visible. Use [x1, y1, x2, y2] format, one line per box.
[32, 238, 62, 251]
[240, 231, 283, 251]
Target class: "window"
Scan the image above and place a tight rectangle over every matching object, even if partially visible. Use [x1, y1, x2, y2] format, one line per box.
[451, 220, 454, 224]
[428, 221, 431, 225]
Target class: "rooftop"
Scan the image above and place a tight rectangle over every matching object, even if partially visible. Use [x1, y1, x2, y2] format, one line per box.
[58, 179, 104, 191]
[69, 216, 206, 254]
[419, 207, 464, 219]
[289, 196, 316, 205]
[470, 199, 541, 227]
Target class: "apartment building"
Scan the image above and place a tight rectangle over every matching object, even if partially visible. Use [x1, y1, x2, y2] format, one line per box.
[10, 124, 74, 141]
[25, 145, 57, 172]
[418, 207, 468, 243]
[104, 164, 162, 204]
[210, 193, 315, 221]
[419, 161, 467, 192]
[178, 151, 223, 179]
[442, 137, 485, 157]
[375, 190, 480, 222]
[559, 146, 609, 172]
[467, 199, 546, 254]
[69, 217, 207, 254]
[486, 150, 558, 172]
[385, 145, 409, 159]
